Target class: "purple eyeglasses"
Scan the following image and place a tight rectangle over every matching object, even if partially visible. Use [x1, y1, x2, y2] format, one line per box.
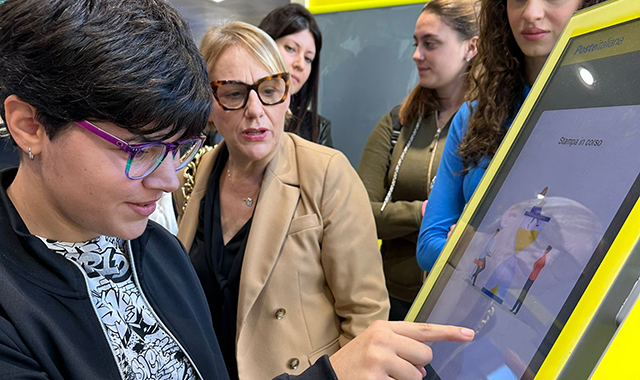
[74, 120, 205, 180]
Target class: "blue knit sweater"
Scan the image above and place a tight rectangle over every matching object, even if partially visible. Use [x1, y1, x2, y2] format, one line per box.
[417, 87, 530, 271]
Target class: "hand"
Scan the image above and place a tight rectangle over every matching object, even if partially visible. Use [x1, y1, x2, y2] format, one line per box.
[329, 320, 474, 380]
[446, 224, 456, 240]
[421, 200, 428, 216]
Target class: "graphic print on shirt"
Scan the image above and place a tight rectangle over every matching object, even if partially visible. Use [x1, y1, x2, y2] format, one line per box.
[40, 236, 198, 380]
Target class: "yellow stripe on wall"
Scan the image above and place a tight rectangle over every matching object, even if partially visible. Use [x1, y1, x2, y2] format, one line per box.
[308, 0, 426, 14]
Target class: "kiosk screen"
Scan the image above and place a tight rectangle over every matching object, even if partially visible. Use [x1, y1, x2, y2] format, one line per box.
[415, 17, 640, 380]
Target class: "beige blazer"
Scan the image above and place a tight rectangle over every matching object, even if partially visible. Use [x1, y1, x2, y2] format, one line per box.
[176, 133, 389, 380]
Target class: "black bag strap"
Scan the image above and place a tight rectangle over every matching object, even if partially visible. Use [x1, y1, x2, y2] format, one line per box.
[387, 105, 403, 171]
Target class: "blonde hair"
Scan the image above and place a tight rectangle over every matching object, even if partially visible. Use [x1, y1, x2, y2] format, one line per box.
[200, 21, 288, 80]
[399, 0, 479, 126]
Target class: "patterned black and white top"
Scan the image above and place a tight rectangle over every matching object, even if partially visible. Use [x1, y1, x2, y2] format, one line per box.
[38, 235, 199, 380]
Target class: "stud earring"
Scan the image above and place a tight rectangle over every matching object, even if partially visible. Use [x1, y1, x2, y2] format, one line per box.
[28, 147, 34, 160]
[466, 56, 471, 63]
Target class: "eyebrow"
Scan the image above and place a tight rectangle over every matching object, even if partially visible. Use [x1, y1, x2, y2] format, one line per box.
[414, 33, 440, 41]
[126, 136, 147, 144]
[117, 134, 161, 146]
[284, 38, 315, 56]
[128, 130, 177, 144]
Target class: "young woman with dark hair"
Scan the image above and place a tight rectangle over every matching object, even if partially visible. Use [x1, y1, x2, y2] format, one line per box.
[417, 0, 609, 271]
[0, 0, 220, 378]
[358, 0, 478, 320]
[259, 4, 333, 147]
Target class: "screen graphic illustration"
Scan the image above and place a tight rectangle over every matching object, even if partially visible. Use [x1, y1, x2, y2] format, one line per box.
[470, 228, 500, 287]
[418, 103, 640, 380]
[511, 245, 552, 314]
[482, 188, 551, 304]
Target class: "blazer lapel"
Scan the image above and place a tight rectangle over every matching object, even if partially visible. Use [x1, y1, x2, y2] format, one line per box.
[177, 142, 223, 251]
[237, 135, 300, 327]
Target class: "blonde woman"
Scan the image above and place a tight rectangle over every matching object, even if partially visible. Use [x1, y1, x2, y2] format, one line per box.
[176, 22, 390, 380]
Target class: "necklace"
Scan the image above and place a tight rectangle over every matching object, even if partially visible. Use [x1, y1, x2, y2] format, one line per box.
[381, 115, 422, 212]
[380, 109, 446, 212]
[226, 168, 259, 207]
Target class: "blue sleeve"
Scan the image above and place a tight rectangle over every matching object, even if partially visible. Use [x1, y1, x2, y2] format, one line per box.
[416, 104, 471, 271]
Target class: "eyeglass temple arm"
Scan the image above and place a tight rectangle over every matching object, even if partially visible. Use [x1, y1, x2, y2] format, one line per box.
[74, 120, 135, 153]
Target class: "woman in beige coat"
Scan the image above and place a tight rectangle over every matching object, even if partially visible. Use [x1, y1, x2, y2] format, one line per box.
[175, 22, 389, 380]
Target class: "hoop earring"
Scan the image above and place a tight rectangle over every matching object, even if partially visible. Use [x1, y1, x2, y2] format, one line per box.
[28, 147, 34, 160]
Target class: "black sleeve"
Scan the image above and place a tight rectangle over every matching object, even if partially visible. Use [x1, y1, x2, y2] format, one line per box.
[272, 355, 338, 380]
[318, 116, 334, 148]
[0, 317, 49, 380]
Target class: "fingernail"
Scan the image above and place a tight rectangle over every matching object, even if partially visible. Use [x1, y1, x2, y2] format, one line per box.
[460, 328, 474, 338]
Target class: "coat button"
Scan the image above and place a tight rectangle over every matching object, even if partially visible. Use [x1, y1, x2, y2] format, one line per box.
[289, 358, 299, 370]
[275, 308, 286, 320]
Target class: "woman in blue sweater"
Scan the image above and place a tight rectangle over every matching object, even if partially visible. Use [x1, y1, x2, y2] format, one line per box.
[417, 0, 607, 271]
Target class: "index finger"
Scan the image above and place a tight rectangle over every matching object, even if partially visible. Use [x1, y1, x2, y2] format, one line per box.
[389, 321, 475, 343]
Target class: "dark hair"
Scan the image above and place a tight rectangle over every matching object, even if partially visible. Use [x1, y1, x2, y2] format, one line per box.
[399, 0, 479, 126]
[0, 0, 212, 144]
[459, 0, 608, 170]
[259, 4, 323, 142]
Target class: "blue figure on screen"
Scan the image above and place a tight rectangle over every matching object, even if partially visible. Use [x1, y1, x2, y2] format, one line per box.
[470, 228, 500, 286]
[511, 245, 552, 314]
[482, 187, 551, 304]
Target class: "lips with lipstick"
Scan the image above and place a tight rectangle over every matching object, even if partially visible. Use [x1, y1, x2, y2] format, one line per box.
[242, 128, 269, 141]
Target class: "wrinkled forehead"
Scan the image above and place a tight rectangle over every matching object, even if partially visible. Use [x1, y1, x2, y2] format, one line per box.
[210, 44, 284, 83]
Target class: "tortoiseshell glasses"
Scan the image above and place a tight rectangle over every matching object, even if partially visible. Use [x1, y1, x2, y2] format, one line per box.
[210, 72, 290, 111]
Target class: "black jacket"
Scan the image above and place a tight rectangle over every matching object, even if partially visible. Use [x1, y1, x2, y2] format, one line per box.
[315, 114, 333, 148]
[0, 139, 19, 170]
[294, 112, 333, 148]
[0, 168, 337, 380]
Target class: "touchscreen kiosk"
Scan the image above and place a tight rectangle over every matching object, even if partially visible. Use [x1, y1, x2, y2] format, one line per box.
[406, 1, 640, 379]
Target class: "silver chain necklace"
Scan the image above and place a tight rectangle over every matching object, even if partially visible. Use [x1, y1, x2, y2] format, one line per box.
[380, 115, 423, 212]
[226, 168, 258, 207]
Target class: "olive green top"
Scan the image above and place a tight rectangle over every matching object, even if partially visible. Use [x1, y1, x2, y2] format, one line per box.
[358, 105, 450, 302]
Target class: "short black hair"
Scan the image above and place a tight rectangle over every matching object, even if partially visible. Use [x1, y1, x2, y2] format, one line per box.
[0, 0, 212, 142]
[259, 4, 323, 142]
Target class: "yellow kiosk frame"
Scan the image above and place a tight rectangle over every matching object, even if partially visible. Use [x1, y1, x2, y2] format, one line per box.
[407, 0, 640, 378]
